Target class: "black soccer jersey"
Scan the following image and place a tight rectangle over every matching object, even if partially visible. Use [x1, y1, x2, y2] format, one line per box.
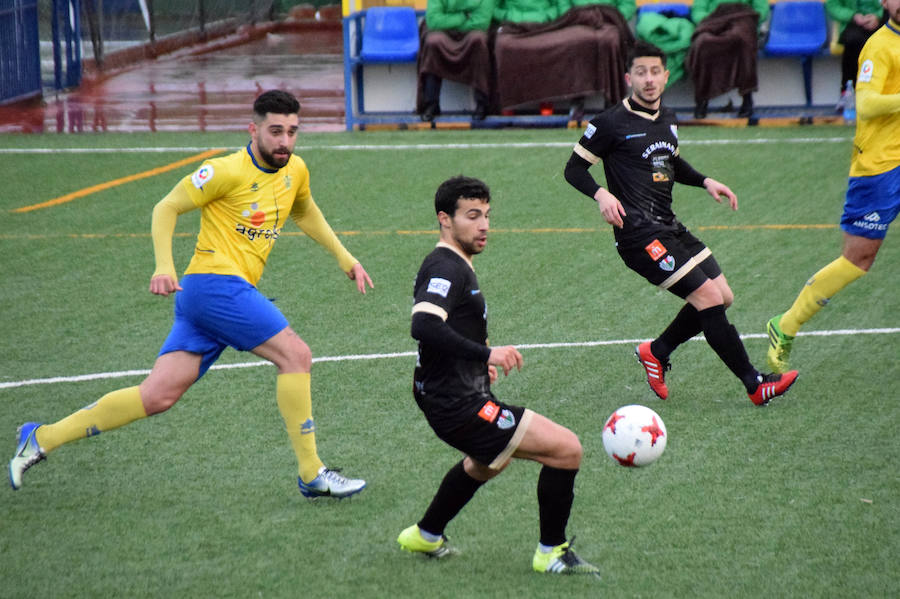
[574, 99, 684, 246]
[412, 243, 492, 423]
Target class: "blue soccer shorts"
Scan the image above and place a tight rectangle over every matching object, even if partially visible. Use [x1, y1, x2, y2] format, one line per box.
[840, 163, 900, 240]
[158, 274, 289, 379]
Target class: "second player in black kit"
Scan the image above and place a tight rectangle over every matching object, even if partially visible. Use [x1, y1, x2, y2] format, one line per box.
[564, 41, 798, 406]
[397, 176, 600, 576]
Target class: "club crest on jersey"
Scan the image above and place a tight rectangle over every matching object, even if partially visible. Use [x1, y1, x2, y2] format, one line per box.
[426, 277, 451, 298]
[858, 59, 874, 83]
[192, 165, 214, 189]
[497, 409, 516, 430]
[284, 175, 292, 189]
[659, 256, 676, 272]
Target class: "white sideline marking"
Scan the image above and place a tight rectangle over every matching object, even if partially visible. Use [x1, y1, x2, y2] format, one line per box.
[0, 137, 852, 154]
[1, 328, 897, 390]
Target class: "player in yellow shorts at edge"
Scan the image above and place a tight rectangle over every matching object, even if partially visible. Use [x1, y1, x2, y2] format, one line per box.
[10, 90, 374, 499]
[766, 0, 900, 372]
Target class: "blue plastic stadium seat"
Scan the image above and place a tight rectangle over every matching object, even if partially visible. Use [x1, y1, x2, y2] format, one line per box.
[764, 2, 828, 107]
[764, 2, 827, 57]
[636, 3, 691, 19]
[359, 7, 419, 63]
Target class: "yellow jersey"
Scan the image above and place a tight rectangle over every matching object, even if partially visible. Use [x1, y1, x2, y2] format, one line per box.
[178, 144, 355, 286]
[851, 21, 900, 177]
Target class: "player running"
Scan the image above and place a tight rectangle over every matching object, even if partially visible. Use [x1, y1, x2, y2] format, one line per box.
[563, 41, 798, 405]
[10, 90, 373, 498]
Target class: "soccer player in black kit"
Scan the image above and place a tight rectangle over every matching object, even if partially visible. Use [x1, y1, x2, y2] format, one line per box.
[397, 176, 600, 576]
[564, 41, 798, 406]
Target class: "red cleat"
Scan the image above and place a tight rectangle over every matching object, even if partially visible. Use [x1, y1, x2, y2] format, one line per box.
[635, 342, 670, 400]
[748, 370, 799, 406]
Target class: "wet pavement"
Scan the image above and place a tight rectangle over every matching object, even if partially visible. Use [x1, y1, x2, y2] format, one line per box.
[0, 28, 346, 134]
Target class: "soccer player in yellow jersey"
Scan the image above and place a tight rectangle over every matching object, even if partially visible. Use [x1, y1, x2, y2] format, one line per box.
[9, 90, 374, 499]
[766, 0, 900, 373]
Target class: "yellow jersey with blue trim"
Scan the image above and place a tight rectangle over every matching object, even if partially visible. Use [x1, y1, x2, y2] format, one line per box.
[851, 21, 900, 177]
[180, 144, 311, 286]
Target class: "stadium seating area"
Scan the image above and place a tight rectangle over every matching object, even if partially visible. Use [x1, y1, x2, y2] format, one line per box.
[343, 0, 843, 130]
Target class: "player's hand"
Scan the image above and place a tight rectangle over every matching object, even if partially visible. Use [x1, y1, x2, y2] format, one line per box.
[488, 345, 523, 377]
[347, 262, 374, 294]
[594, 188, 626, 228]
[703, 178, 738, 211]
[488, 365, 499, 384]
[149, 274, 181, 296]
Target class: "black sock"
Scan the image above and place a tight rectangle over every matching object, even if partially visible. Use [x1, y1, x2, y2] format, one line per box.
[697, 305, 760, 391]
[418, 460, 484, 536]
[651, 303, 701, 360]
[537, 466, 578, 547]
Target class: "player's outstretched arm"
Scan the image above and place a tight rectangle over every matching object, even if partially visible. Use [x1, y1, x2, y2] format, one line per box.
[149, 187, 196, 296]
[346, 262, 374, 294]
[703, 177, 738, 211]
[488, 345, 523, 377]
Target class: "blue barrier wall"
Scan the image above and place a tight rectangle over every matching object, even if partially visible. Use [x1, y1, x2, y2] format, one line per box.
[0, 0, 41, 104]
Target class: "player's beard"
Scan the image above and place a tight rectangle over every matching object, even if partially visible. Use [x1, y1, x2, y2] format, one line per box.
[633, 89, 661, 107]
[455, 235, 486, 257]
[259, 144, 292, 169]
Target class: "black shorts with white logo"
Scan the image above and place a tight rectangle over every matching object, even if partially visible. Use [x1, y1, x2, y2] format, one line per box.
[616, 225, 722, 299]
[416, 391, 532, 470]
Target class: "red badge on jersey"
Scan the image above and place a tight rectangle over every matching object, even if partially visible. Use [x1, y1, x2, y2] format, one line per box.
[478, 401, 500, 423]
[645, 239, 667, 261]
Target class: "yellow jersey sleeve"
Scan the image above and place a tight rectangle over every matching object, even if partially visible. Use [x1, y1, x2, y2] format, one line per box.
[850, 23, 900, 177]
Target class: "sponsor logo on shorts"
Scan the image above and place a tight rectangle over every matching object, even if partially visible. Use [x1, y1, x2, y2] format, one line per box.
[497, 409, 516, 430]
[659, 256, 676, 272]
[478, 401, 500, 423]
[851, 211, 887, 232]
[427, 277, 452, 298]
[858, 59, 873, 83]
[191, 164, 214, 189]
[645, 239, 667, 260]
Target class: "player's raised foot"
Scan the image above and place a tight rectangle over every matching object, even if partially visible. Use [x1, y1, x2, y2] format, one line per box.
[766, 314, 795, 373]
[748, 370, 799, 406]
[532, 537, 600, 577]
[297, 466, 366, 499]
[9, 422, 46, 491]
[635, 342, 670, 400]
[397, 524, 458, 559]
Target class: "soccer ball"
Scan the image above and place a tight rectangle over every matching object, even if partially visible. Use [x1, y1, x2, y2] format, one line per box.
[602, 404, 667, 467]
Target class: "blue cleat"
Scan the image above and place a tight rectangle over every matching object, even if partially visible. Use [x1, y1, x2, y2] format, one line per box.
[9, 422, 45, 491]
[297, 466, 366, 499]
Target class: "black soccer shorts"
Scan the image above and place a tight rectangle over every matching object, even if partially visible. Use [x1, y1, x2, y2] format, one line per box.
[616, 225, 722, 299]
[421, 394, 533, 470]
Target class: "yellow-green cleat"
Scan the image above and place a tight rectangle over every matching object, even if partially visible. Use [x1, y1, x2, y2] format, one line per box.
[766, 314, 795, 374]
[532, 538, 600, 577]
[397, 524, 458, 559]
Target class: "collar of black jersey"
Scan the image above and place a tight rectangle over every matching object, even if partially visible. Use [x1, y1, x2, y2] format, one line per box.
[246, 141, 280, 174]
[624, 98, 660, 120]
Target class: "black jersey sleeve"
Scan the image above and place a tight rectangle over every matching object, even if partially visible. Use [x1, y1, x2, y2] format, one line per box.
[411, 312, 492, 363]
[673, 155, 707, 188]
[564, 153, 601, 199]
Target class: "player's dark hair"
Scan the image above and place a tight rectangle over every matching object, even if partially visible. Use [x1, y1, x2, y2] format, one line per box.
[253, 90, 301, 120]
[628, 41, 667, 69]
[434, 176, 491, 215]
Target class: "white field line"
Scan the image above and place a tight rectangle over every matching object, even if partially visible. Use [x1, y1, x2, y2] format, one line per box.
[1, 327, 896, 390]
[0, 137, 853, 154]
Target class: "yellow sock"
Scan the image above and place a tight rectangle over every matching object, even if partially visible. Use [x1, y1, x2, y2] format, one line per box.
[780, 256, 866, 336]
[276, 373, 324, 483]
[35, 386, 147, 453]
